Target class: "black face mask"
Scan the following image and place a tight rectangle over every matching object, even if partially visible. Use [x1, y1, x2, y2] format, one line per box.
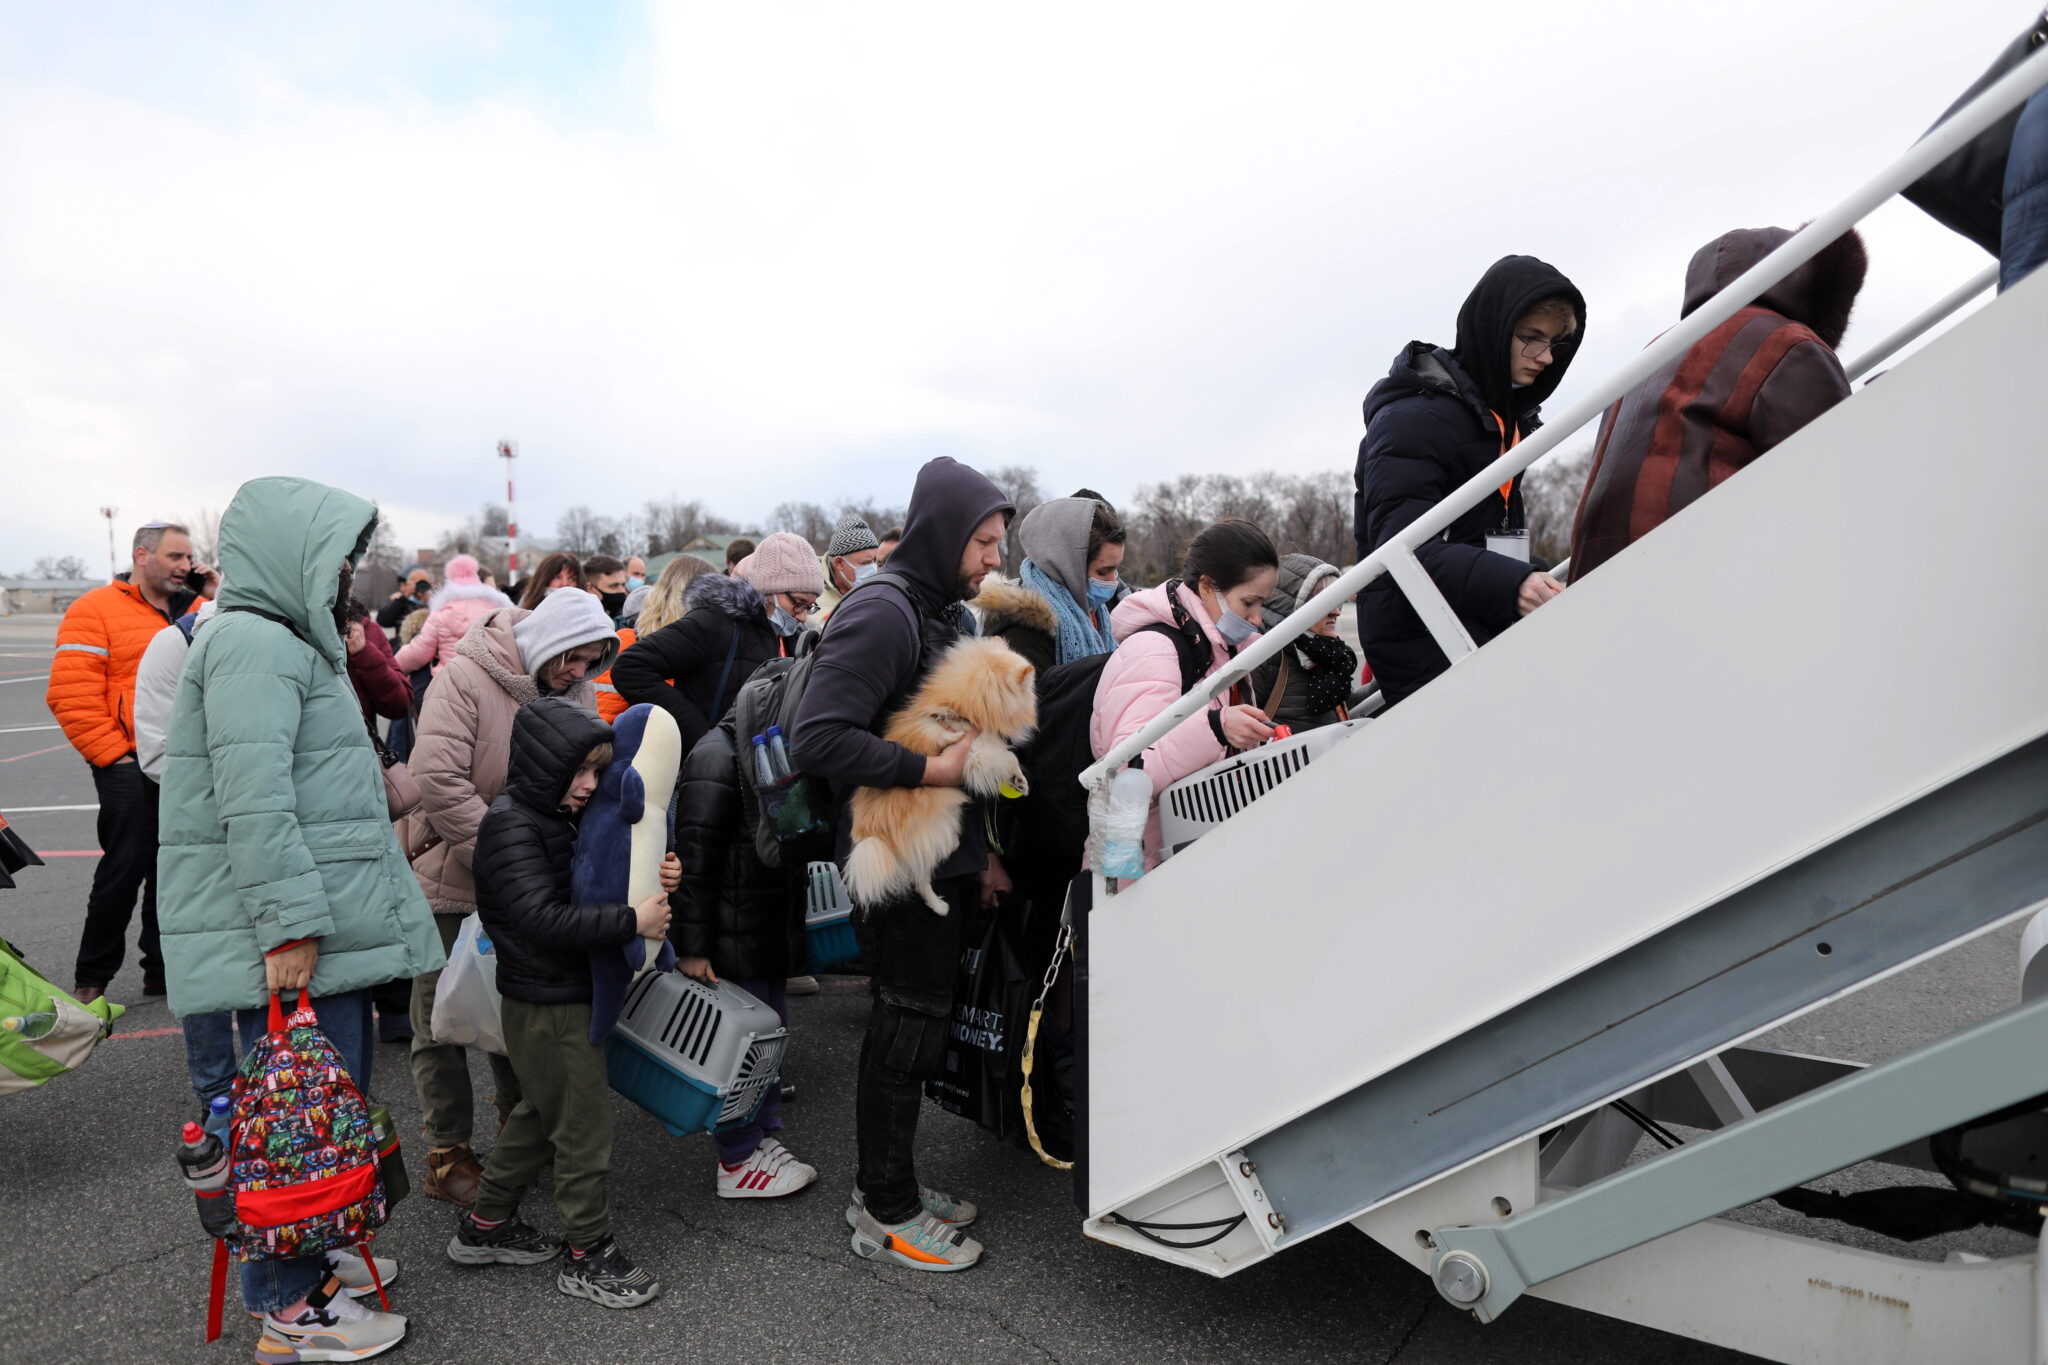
[599, 591, 627, 618]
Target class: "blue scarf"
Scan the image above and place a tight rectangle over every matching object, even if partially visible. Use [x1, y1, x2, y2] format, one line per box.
[1021, 558, 1117, 665]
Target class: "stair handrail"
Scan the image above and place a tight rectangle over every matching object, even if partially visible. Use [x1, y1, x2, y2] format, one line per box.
[1844, 263, 1999, 382]
[1081, 43, 2048, 794]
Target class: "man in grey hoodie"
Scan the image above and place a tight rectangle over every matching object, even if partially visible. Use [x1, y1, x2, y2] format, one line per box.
[791, 457, 1014, 1273]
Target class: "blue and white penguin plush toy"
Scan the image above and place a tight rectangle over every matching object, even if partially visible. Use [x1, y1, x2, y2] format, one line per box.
[571, 702, 682, 1042]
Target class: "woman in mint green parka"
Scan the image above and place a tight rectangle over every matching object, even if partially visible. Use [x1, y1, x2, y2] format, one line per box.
[159, 477, 445, 1019]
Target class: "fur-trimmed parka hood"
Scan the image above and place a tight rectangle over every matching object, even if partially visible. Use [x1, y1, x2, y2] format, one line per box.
[1681, 226, 1867, 350]
[683, 569, 765, 621]
[973, 579, 1059, 640]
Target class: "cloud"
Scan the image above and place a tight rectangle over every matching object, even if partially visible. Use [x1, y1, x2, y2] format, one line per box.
[0, 0, 2017, 569]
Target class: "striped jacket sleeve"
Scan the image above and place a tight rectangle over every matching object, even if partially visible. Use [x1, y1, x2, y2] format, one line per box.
[46, 600, 126, 766]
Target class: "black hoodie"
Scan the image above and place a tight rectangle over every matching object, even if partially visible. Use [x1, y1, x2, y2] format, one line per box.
[474, 697, 636, 1004]
[1353, 255, 1586, 705]
[789, 457, 1015, 882]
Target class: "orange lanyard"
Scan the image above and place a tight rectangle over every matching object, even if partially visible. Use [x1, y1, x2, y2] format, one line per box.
[1489, 410, 1522, 506]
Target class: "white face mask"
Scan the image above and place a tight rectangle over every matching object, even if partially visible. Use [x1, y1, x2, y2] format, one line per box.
[769, 606, 802, 636]
[853, 561, 880, 584]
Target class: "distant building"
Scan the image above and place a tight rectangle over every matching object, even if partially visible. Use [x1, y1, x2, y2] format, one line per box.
[679, 533, 762, 558]
[0, 578, 98, 616]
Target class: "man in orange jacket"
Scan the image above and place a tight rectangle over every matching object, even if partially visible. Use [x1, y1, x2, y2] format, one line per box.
[45, 521, 212, 1003]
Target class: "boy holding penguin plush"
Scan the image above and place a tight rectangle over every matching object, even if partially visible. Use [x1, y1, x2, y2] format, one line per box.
[447, 698, 679, 1310]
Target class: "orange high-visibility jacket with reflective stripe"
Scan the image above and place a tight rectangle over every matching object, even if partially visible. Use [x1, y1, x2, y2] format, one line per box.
[46, 581, 198, 767]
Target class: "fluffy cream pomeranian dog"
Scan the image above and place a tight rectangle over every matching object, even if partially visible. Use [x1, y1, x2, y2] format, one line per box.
[844, 635, 1038, 915]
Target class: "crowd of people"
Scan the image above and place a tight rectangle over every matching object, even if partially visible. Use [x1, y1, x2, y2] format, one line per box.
[28, 40, 2048, 1353]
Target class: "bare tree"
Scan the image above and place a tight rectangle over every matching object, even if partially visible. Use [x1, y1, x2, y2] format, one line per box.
[30, 555, 91, 580]
[769, 501, 835, 550]
[1521, 443, 1592, 569]
[186, 508, 224, 568]
[479, 503, 511, 538]
[556, 505, 612, 555]
[983, 465, 1043, 575]
[642, 498, 737, 555]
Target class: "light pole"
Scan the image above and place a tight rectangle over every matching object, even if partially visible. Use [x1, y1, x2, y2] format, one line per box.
[497, 440, 519, 583]
[99, 507, 118, 582]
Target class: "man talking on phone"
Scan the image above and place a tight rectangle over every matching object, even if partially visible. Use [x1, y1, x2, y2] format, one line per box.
[45, 520, 214, 1003]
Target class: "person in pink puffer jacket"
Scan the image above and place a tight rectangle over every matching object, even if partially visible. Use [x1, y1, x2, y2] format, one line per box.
[1089, 520, 1282, 871]
[393, 553, 514, 675]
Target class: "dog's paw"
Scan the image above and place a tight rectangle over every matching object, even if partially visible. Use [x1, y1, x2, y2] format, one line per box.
[961, 740, 1026, 797]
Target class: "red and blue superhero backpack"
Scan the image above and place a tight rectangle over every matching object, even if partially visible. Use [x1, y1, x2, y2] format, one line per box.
[204, 989, 388, 1339]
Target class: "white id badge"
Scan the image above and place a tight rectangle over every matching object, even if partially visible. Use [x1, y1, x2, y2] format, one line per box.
[1486, 529, 1532, 563]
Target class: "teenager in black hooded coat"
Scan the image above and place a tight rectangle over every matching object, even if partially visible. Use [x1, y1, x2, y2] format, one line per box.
[1354, 254, 1588, 705]
[612, 570, 780, 755]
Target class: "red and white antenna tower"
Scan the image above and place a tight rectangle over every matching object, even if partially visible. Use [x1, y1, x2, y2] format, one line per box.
[497, 440, 519, 581]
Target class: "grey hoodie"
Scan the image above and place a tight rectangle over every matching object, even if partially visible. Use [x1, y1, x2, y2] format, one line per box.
[1015, 496, 1100, 613]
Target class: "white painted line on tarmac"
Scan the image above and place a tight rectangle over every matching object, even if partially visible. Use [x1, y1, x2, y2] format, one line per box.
[0, 675, 49, 685]
[6, 804, 98, 812]
[0, 724, 59, 734]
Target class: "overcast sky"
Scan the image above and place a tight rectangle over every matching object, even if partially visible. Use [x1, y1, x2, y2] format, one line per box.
[0, 0, 2021, 572]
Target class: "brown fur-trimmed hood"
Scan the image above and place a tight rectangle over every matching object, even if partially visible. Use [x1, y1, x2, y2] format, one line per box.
[1681, 226, 1868, 351]
[972, 579, 1059, 640]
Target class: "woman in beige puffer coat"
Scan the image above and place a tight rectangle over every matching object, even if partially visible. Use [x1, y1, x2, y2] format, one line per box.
[405, 587, 618, 1205]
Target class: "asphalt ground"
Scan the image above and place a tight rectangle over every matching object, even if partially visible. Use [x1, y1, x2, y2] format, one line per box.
[0, 611, 2031, 1365]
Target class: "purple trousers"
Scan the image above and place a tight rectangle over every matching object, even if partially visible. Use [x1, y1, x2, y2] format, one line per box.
[712, 976, 788, 1166]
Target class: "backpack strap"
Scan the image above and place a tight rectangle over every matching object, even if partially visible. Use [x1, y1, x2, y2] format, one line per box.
[204, 1239, 229, 1341]
[708, 622, 743, 721]
[220, 603, 306, 644]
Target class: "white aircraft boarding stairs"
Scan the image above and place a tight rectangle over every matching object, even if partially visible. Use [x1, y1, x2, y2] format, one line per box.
[1071, 48, 2048, 1365]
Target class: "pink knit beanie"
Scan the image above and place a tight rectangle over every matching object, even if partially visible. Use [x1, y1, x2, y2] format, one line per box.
[445, 554, 483, 587]
[745, 533, 826, 596]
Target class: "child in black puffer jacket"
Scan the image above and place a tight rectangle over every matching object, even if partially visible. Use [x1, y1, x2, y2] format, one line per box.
[449, 698, 676, 1310]
[672, 716, 821, 1201]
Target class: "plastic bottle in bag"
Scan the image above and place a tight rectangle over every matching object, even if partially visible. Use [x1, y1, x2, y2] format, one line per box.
[1099, 764, 1153, 880]
[752, 734, 778, 787]
[176, 1120, 237, 1238]
[1, 1012, 56, 1039]
[202, 1093, 232, 1143]
[765, 725, 793, 780]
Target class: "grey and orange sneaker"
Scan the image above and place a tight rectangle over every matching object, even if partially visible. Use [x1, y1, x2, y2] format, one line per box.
[849, 1204, 984, 1272]
[844, 1185, 979, 1230]
[253, 1291, 406, 1362]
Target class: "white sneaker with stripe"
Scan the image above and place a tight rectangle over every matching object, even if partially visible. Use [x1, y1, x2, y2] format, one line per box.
[716, 1137, 818, 1199]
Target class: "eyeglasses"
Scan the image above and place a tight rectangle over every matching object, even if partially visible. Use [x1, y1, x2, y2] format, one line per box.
[1515, 332, 1576, 360]
[783, 594, 819, 616]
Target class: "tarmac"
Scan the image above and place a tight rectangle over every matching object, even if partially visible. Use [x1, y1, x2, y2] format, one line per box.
[0, 611, 2032, 1365]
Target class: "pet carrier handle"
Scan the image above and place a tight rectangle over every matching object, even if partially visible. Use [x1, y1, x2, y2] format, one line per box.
[265, 987, 316, 1033]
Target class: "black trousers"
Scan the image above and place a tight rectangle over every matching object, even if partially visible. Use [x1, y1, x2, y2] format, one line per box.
[853, 875, 975, 1224]
[75, 761, 162, 989]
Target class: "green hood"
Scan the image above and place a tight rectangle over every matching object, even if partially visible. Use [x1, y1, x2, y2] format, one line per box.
[215, 477, 378, 669]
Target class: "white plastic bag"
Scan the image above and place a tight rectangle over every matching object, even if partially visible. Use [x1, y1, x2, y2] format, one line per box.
[430, 913, 506, 1056]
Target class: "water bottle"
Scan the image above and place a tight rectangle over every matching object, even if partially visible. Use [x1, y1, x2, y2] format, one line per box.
[1, 1012, 56, 1040]
[369, 1104, 410, 1206]
[765, 726, 793, 781]
[752, 734, 778, 787]
[1100, 764, 1153, 881]
[202, 1094, 232, 1143]
[176, 1120, 237, 1238]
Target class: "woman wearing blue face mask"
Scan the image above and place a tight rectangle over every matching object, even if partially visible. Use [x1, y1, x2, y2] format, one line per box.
[1089, 519, 1280, 871]
[976, 497, 1127, 672]
[613, 533, 824, 756]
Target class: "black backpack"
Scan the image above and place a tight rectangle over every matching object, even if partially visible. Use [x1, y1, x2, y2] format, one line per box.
[1010, 622, 1209, 886]
[730, 571, 928, 868]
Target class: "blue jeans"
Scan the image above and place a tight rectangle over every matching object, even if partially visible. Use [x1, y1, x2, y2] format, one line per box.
[2001, 85, 2048, 292]
[181, 1010, 238, 1111]
[232, 989, 373, 1315]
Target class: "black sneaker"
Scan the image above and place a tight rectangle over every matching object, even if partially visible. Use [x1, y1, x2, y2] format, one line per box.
[446, 1211, 564, 1266]
[557, 1236, 662, 1309]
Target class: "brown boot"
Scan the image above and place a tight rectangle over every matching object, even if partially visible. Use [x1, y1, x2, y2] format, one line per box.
[72, 983, 106, 1005]
[424, 1144, 483, 1208]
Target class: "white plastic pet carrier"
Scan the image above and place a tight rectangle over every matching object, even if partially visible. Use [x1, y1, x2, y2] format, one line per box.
[605, 973, 788, 1135]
